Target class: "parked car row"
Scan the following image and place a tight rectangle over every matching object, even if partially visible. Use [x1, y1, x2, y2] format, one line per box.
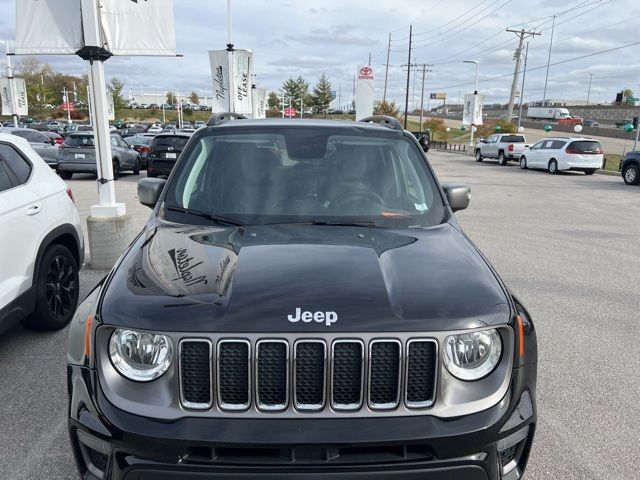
[476, 135, 604, 176]
[126, 102, 211, 112]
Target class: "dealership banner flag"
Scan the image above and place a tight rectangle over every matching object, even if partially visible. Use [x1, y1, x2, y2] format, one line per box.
[0, 78, 29, 116]
[232, 50, 253, 116]
[355, 65, 375, 121]
[209, 49, 253, 115]
[16, 0, 176, 56]
[209, 50, 231, 113]
[253, 88, 267, 119]
[15, 0, 83, 54]
[106, 93, 115, 121]
[462, 94, 485, 125]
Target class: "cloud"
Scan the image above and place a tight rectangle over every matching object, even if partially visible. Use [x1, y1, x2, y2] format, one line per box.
[0, 0, 638, 105]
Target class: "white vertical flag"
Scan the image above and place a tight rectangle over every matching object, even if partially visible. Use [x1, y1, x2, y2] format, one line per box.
[209, 49, 253, 115]
[253, 88, 267, 119]
[209, 50, 231, 113]
[0, 78, 29, 116]
[16, 0, 177, 56]
[233, 50, 253, 116]
[462, 94, 485, 125]
[106, 92, 115, 121]
[355, 65, 375, 121]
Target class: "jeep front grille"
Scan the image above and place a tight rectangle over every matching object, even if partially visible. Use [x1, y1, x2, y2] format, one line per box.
[179, 337, 437, 414]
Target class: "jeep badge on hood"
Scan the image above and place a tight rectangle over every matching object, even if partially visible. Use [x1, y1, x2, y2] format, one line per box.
[288, 308, 337, 327]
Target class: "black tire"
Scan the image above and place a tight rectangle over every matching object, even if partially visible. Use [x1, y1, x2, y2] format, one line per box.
[584, 169, 596, 176]
[475, 149, 483, 162]
[112, 160, 120, 180]
[59, 170, 73, 180]
[133, 157, 141, 175]
[520, 156, 528, 169]
[623, 164, 640, 185]
[548, 159, 558, 174]
[498, 151, 508, 166]
[22, 244, 79, 331]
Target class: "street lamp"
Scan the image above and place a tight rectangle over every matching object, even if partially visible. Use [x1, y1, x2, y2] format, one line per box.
[463, 60, 480, 147]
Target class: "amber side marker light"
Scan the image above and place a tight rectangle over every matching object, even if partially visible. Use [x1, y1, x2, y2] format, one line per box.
[516, 315, 525, 357]
[84, 314, 94, 357]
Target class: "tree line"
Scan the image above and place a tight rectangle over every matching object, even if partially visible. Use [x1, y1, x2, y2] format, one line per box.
[267, 74, 334, 112]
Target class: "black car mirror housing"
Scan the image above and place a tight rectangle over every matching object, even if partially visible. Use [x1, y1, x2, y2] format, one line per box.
[442, 183, 471, 212]
[138, 178, 166, 208]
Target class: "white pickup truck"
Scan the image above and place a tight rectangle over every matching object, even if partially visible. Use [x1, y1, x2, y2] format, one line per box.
[475, 133, 529, 166]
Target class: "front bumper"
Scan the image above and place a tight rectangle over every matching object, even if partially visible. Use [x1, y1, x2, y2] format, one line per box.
[68, 364, 536, 480]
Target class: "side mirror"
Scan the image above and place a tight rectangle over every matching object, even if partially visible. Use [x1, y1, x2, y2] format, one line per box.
[138, 177, 166, 208]
[442, 183, 471, 213]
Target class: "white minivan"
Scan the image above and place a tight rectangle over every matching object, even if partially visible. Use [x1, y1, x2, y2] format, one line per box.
[519, 137, 603, 175]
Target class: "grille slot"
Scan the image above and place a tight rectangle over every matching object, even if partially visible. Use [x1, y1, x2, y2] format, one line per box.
[179, 340, 212, 409]
[331, 340, 364, 410]
[256, 340, 289, 411]
[294, 341, 326, 410]
[217, 340, 250, 410]
[405, 340, 437, 408]
[369, 340, 401, 409]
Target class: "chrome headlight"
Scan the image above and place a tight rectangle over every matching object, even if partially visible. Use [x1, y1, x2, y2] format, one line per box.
[109, 329, 173, 382]
[443, 329, 502, 381]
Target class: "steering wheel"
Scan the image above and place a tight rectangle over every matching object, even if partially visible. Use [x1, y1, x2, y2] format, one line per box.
[330, 189, 384, 209]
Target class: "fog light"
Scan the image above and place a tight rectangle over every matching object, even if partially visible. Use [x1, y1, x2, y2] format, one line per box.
[497, 426, 529, 474]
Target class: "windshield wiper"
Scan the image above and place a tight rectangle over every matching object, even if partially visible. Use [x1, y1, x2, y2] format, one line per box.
[165, 205, 245, 227]
[311, 220, 377, 227]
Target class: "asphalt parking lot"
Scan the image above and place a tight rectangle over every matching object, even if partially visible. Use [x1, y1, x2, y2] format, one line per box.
[0, 152, 638, 479]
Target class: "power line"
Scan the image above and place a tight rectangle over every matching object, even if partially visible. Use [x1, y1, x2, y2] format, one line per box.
[507, 0, 599, 28]
[412, 0, 495, 37]
[411, 0, 516, 50]
[426, 40, 640, 91]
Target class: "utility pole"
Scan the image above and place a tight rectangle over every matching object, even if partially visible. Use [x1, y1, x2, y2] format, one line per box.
[586, 73, 594, 105]
[542, 15, 555, 102]
[517, 42, 529, 130]
[506, 28, 540, 123]
[403, 25, 413, 129]
[416, 64, 433, 130]
[383, 33, 391, 104]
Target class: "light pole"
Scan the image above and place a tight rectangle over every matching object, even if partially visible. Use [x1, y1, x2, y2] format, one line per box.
[1, 40, 19, 127]
[463, 60, 479, 147]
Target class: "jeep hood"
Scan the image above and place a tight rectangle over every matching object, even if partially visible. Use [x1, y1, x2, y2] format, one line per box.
[100, 222, 511, 332]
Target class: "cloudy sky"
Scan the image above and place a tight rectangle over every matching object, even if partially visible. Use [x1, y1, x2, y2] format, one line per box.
[0, 0, 638, 108]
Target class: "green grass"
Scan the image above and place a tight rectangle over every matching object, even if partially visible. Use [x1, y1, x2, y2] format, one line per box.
[602, 154, 622, 172]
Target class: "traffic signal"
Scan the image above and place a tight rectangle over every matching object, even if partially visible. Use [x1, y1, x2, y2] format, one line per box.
[634, 116, 639, 130]
[615, 91, 623, 104]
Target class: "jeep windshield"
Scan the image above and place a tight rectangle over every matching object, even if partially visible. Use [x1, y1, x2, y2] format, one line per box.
[163, 127, 445, 228]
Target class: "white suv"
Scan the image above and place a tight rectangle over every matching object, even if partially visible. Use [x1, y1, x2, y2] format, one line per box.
[0, 132, 84, 333]
[519, 137, 603, 175]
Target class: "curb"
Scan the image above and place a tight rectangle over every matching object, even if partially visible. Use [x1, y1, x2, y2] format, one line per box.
[596, 169, 620, 177]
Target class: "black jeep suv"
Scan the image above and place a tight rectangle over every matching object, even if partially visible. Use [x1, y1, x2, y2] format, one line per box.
[67, 115, 537, 480]
[621, 150, 640, 185]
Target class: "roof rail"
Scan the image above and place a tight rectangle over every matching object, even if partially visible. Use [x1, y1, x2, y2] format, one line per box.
[206, 112, 247, 127]
[358, 115, 403, 131]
